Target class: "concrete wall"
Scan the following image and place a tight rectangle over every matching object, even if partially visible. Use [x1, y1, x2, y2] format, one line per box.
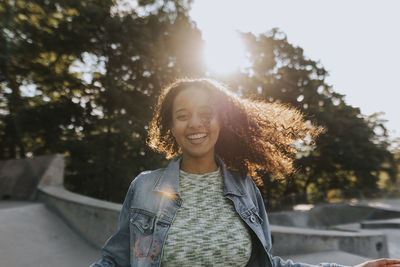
[269, 203, 400, 228]
[38, 185, 120, 248]
[0, 154, 121, 248]
[361, 218, 400, 229]
[0, 154, 60, 200]
[270, 225, 388, 258]
[38, 183, 390, 257]
[0, 154, 395, 256]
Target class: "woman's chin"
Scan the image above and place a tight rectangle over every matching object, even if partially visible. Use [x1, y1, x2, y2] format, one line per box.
[183, 149, 214, 159]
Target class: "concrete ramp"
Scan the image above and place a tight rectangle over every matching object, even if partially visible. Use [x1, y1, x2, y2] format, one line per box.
[361, 218, 400, 229]
[335, 222, 400, 258]
[0, 201, 99, 267]
[0, 154, 65, 201]
[270, 224, 388, 259]
[281, 250, 371, 266]
[2, 155, 398, 266]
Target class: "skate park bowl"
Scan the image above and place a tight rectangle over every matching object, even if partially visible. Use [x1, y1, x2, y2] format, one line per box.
[1, 154, 400, 266]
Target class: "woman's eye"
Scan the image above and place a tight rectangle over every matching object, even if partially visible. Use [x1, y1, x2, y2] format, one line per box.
[176, 114, 188, 120]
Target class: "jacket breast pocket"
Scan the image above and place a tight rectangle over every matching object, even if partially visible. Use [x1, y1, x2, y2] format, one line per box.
[130, 209, 156, 259]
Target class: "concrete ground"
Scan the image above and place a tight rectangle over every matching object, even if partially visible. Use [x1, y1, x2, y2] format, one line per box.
[0, 201, 100, 267]
[1, 199, 399, 266]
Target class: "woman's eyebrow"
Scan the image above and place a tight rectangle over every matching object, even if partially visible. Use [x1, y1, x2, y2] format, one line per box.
[198, 104, 212, 109]
[175, 105, 212, 113]
[175, 108, 187, 113]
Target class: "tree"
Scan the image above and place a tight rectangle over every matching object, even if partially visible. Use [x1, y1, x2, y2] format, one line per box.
[220, 29, 397, 205]
[0, 0, 205, 202]
[1, 1, 396, 205]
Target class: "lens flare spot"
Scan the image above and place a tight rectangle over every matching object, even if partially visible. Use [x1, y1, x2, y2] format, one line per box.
[160, 186, 177, 199]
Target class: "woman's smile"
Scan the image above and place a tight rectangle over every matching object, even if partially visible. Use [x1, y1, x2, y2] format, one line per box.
[186, 132, 208, 144]
[171, 87, 220, 159]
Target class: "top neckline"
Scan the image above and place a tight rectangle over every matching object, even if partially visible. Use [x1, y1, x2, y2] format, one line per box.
[179, 167, 221, 176]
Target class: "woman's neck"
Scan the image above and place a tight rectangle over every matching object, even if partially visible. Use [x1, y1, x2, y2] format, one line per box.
[180, 154, 218, 174]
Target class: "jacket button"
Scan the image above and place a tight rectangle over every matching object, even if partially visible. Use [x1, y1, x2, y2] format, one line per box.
[143, 223, 149, 229]
[250, 215, 256, 223]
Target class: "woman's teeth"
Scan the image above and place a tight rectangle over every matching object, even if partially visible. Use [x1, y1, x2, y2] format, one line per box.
[187, 133, 207, 140]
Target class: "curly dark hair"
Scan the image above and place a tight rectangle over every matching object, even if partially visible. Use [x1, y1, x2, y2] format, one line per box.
[147, 78, 324, 184]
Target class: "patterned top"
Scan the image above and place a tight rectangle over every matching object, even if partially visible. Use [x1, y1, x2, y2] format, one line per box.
[161, 168, 252, 267]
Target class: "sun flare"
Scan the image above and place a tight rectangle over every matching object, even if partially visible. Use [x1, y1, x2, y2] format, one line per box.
[203, 31, 249, 75]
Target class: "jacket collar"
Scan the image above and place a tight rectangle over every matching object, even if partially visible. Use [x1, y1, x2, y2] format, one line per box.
[152, 154, 246, 197]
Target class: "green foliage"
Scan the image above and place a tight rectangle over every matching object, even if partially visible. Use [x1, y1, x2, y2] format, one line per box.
[223, 30, 397, 205]
[0, 0, 203, 202]
[1, 1, 396, 205]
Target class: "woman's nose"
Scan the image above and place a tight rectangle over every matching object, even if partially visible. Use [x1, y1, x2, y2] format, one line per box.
[188, 114, 203, 128]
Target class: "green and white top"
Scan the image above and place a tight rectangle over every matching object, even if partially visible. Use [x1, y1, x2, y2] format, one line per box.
[161, 168, 253, 267]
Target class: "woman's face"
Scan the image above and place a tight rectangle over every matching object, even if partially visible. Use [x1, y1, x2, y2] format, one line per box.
[171, 87, 220, 160]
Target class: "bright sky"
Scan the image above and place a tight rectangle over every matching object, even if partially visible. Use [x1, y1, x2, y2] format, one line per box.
[189, 0, 400, 141]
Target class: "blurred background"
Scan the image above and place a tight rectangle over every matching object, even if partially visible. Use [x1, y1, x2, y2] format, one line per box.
[1, 0, 399, 207]
[2, 1, 400, 266]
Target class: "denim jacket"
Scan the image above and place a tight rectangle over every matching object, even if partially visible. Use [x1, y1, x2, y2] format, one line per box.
[91, 155, 344, 267]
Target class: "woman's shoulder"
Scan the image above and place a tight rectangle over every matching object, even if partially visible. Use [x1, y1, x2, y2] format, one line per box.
[128, 167, 166, 190]
[224, 168, 259, 194]
[136, 168, 165, 179]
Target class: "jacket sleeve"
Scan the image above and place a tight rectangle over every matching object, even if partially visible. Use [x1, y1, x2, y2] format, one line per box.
[253, 184, 350, 267]
[89, 179, 135, 267]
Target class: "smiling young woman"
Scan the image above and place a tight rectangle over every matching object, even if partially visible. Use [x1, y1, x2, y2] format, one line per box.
[170, 87, 221, 174]
[147, 78, 322, 184]
[91, 78, 400, 267]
